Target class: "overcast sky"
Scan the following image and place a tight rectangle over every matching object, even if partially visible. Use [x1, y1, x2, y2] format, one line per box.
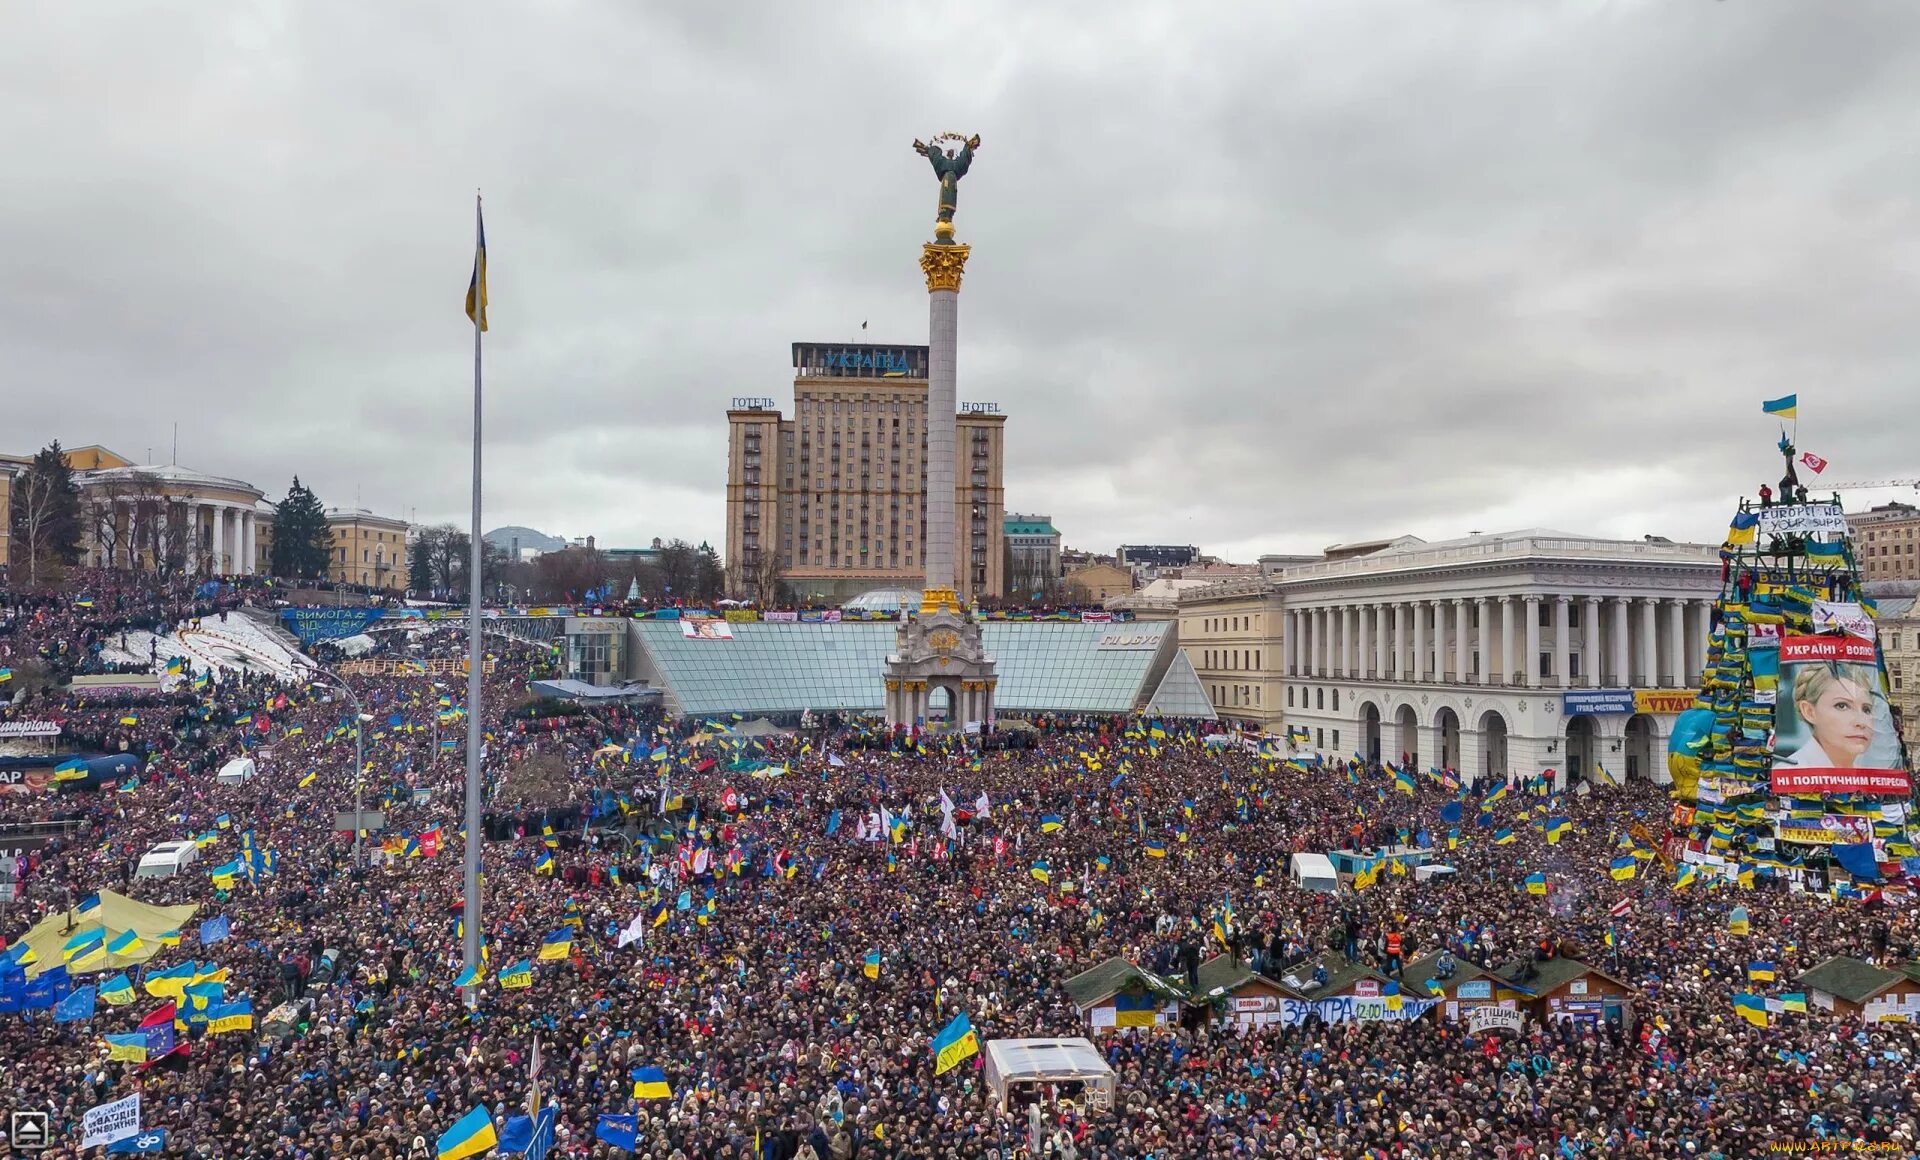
[6, 1, 1919, 562]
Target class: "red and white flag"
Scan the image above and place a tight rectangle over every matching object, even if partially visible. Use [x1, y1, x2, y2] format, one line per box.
[1609, 897, 1632, 918]
[1798, 451, 1827, 474]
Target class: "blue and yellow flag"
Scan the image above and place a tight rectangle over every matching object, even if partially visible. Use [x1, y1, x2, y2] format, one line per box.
[465, 200, 488, 332]
[1029, 860, 1050, 883]
[1523, 873, 1547, 896]
[932, 1012, 980, 1076]
[632, 1066, 672, 1100]
[1761, 394, 1797, 419]
[537, 928, 573, 961]
[99, 973, 136, 1006]
[437, 1105, 498, 1160]
[863, 951, 881, 979]
[1609, 856, 1636, 881]
[1747, 960, 1775, 982]
[1040, 813, 1064, 833]
[498, 959, 533, 989]
[205, 997, 253, 1034]
[1732, 992, 1768, 1027]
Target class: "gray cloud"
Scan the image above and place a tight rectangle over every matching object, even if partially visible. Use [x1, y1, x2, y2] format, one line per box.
[4, 0, 1918, 563]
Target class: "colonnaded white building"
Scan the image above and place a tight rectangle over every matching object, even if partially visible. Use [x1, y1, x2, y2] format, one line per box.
[1185, 530, 1724, 789]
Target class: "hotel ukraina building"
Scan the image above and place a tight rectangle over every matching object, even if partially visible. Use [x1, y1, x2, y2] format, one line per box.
[1175, 529, 1724, 789]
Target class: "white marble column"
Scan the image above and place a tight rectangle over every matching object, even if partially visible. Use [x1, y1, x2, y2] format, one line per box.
[1638, 597, 1659, 687]
[1663, 599, 1685, 687]
[1554, 596, 1573, 688]
[1475, 598, 1491, 685]
[1611, 596, 1630, 688]
[1305, 609, 1318, 678]
[1690, 599, 1713, 685]
[1340, 606, 1353, 678]
[1375, 604, 1389, 679]
[1496, 596, 1513, 685]
[1453, 598, 1469, 682]
[1582, 596, 1601, 688]
[1525, 595, 1543, 688]
[210, 504, 226, 574]
[1408, 602, 1425, 682]
[242, 511, 256, 575]
[1286, 611, 1299, 676]
[1358, 604, 1373, 680]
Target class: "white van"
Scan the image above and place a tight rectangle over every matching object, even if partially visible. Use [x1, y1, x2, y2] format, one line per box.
[1289, 852, 1339, 895]
[135, 839, 201, 879]
[216, 757, 256, 785]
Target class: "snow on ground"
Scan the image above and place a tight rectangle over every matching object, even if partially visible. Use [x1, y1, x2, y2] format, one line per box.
[167, 612, 315, 682]
[96, 629, 162, 668]
[331, 633, 377, 657]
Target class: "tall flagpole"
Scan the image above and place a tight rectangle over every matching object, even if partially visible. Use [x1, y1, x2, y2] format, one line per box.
[462, 193, 486, 983]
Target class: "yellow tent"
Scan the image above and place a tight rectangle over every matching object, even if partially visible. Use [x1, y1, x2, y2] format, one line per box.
[17, 890, 199, 978]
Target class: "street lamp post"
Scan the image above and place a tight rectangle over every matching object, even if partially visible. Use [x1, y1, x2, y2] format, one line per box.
[309, 664, 368, 866]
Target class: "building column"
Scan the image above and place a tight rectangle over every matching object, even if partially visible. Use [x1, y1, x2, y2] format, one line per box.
[211, 504, 227, 575]
[1307, 608, 1320, 678]
[1692, 599, 1714, 685]
[1496, 597, 1513, 685]
[1524, 596, 1543, 688]
[1357, 603, 1372, 680]
[1582, 596, 1601, 688]
[1637, 597, 1659, 687]
[1554, 596, 1572, 689]
[1663, 599, 1685, 687]
[1319, 608, 1332, 677]
[1452, 598, 1469, 683]
[1344, 606, 1359, 679]
[1374, 604, 1389, 680]
[1410, 602, 1427, 683]
[1285, 611, 1297, 676]
[1611, 596, 1630, 688]
[242, 511, 256, 575]
[1474, 598, 1491, 685]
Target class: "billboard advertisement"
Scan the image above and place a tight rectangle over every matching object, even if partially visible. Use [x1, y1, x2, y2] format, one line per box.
[1769, 636, 1908, 795]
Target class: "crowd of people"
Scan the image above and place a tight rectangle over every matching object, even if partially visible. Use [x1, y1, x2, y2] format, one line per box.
[1, 567, 1917, 1159]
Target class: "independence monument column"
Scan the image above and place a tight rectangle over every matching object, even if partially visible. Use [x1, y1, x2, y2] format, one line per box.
[884, 133, 997, 732]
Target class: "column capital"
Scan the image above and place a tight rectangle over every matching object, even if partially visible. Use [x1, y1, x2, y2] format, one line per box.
[920, 242, 972, 292]
[1583, 594, 1601, 604]
[1611, 594, 1630, 606]
[1521, 593, 1541, 604]
[1551, 594, 1570, 605]
[1450, 597, 1466, 607]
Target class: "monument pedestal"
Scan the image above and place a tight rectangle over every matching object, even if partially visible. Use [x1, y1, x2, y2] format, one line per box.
[884, 602, 996, 731]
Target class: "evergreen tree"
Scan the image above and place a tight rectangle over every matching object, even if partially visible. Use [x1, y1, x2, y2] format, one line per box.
[8, 440, 82, 584]
[409, 534, 433, 595]
[695, 541, 725, 601]
[267, 477, 334, 580]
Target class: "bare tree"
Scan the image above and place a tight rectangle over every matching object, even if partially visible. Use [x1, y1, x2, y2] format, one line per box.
[749, 547, 787, 605]
[149, 494, 202, 576]
[87, 471, 160, 570]
[11, 469, 62, 586]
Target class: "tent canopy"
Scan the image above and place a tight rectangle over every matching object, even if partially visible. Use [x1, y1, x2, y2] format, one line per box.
[983, 1037, 1115, 1084]
[17, 889, 199, 978]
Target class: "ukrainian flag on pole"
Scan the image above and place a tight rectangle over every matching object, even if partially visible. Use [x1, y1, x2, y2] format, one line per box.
[1761, 394, 1796, 419]
[465, 197, 488, 331]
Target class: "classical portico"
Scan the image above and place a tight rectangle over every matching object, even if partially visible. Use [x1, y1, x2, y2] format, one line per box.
[76, 465, 267, 576]
[1266, 530, 1722, 788]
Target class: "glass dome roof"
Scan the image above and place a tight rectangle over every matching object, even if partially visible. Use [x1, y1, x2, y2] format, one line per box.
[840, 587, 924, 613]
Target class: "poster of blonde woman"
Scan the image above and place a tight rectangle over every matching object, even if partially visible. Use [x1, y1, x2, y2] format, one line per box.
[1769, 635, 1910, 795]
